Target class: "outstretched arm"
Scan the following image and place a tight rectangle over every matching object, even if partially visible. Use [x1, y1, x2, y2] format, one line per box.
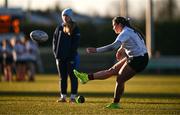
[86, 40, 122, 53]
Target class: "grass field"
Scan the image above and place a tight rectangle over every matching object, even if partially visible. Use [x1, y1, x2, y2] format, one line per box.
[0, 74, 180, 115]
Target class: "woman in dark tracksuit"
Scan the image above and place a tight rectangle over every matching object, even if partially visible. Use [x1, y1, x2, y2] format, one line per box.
[53, 8, 80, 103]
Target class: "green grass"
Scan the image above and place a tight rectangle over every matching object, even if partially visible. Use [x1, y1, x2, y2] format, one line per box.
[0, 74, 180, 115]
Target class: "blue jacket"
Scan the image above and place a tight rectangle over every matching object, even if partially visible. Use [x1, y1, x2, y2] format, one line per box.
[52, 24, 80, 61]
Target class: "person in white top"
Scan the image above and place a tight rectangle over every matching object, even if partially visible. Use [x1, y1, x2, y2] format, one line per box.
[14, 38, 27, 81]
[73, 16, 149, 109]
[24, 37, 39, 81]
[1, 39, 14, 81]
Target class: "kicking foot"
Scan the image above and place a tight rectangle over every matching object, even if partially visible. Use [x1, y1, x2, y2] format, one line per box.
[73, 69, 89, 84]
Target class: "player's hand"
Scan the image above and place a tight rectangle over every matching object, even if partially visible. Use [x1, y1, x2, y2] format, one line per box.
[116, 50, 126, 61]
[116, 51, 122, 61]
[86, 47, 97, 53]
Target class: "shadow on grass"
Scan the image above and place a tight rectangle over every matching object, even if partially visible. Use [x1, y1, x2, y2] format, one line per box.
[123, 101, 180, 105]
[0, 91, 180, 99]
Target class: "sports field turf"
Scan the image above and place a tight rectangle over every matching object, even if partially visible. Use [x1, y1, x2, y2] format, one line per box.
[0, 74, 180, 114]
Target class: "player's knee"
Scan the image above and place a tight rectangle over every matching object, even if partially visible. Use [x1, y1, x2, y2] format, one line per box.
[107, 68, 117, 75]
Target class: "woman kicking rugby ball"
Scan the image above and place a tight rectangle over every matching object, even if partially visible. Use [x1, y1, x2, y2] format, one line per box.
[74, 16, 149, 109]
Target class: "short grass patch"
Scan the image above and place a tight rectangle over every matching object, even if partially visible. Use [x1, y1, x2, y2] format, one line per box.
[0, 74, 180, 114]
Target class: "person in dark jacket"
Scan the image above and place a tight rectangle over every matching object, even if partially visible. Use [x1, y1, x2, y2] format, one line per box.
[53, 8, 80, 103]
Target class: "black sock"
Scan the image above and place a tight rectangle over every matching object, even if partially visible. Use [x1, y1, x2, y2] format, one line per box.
[88, 73, 94, 80]
[113, 98, 120, 103]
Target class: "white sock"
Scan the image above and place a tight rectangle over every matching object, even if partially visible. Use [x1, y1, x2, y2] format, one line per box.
[61, 94, 67, 99]
[70, 94, 77, 99]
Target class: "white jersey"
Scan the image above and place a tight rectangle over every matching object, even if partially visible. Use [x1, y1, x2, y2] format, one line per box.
[115, 27, 147, 57]
[96, 26, 147, 57]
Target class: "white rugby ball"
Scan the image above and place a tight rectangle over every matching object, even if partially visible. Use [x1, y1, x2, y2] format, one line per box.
[30, 30, 48, 42]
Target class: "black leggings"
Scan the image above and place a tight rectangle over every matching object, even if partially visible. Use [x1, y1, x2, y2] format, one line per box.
[57, 59, 78, 95]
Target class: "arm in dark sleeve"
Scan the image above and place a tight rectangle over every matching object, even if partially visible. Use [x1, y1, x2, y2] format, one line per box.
[52, 25, 62, 54]
[52, 26, 58, 51]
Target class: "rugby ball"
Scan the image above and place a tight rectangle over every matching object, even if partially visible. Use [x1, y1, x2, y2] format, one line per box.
[76, 95, 85, 103]
[30, 30, 48, 42]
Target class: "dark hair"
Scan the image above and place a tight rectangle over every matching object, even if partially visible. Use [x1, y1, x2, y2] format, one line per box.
[113, 16, 145, 39]
[112, 16, 131, 27]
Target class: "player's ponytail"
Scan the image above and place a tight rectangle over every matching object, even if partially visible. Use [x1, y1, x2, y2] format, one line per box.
[113, 16, 145, 40]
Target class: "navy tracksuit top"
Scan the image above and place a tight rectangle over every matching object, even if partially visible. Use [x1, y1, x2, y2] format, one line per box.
[52, 24, 80, 61]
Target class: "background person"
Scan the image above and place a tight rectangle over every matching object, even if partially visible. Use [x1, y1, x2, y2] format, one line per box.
[24, 37, 39, 81]
[53, 8, 80, 103]
[14, 38, 27, 81]
[0, 42, 3, 81]
[1, 39, 14, 81]
[74, 16, 149, 109]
